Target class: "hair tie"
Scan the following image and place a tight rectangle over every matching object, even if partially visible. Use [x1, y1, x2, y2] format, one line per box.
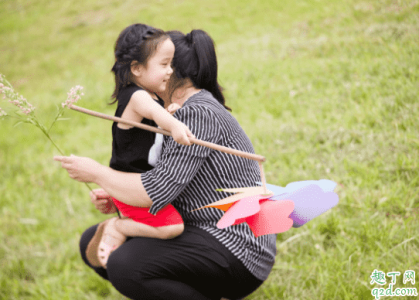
[142, 28, 156, 41]
[185, 32, 193, 44]
[115, 60, 130, 66]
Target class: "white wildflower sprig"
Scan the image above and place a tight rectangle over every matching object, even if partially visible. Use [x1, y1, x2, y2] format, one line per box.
[0, 81, 35, 116]
[0, 74, 63, 153]
[0, 73, 94, 194]
[62, 85, 84, 108]
[47, 85, 84, 133]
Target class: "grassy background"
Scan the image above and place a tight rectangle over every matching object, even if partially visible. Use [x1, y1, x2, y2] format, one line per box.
[1, 0, 418, 299]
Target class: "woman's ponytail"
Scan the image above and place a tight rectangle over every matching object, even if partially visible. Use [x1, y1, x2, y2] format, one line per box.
[168, 29, 231, 111]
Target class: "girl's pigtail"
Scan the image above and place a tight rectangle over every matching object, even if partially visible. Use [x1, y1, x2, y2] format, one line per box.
[110, 61, 131, 104]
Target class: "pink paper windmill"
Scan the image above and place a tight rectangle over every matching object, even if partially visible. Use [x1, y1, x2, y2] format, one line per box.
[68, 104, 340, 238]
[195, 180, 339, 237]
[195, 187, 295, 237]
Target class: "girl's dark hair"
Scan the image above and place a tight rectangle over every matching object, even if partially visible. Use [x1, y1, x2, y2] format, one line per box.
[166, 30, 231, 111]
[110, 24, 168, 104]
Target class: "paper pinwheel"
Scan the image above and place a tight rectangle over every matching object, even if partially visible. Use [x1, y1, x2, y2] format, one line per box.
[195, 179, 339, 237]
[194, 187, 295, 237]
[260, 179, 339, 228]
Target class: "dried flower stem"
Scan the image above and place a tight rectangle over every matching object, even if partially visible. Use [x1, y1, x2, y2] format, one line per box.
[0, 74, 94, 194]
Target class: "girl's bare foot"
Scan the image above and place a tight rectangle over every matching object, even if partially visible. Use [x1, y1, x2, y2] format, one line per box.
[98, 217, 126, 268]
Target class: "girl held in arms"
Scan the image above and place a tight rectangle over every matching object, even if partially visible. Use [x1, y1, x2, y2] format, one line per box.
[86, 24, 193, 268]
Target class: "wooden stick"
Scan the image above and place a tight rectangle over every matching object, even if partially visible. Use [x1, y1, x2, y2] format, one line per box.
[259, 162, 268, 194]
[70, 105, 266, 163]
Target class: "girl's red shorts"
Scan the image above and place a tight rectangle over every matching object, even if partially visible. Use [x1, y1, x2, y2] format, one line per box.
[112, 197, 183, 227]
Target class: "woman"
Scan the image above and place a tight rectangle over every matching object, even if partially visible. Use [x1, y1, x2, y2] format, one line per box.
[54, 29, 277, 300]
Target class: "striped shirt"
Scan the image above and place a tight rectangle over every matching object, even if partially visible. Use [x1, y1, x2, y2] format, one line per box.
[142, 90, 276, 281]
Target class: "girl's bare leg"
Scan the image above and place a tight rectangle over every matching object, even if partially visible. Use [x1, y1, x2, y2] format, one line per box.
[114, 217, 184, 240]
[96, 217, 183, 268]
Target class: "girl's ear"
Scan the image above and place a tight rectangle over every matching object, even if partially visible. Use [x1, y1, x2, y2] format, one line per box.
[130, 61, 143, 77]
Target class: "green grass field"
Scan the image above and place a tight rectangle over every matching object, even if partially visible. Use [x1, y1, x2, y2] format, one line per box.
[1, 0, 418, 299]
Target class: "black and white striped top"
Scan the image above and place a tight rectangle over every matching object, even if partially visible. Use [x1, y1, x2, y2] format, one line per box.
[142, 90, 276, 281]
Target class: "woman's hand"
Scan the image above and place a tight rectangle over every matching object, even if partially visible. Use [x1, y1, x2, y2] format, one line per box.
[90, 188, 117, 214]
[53, 154, 103, 183]
[54, 154, 152, 208]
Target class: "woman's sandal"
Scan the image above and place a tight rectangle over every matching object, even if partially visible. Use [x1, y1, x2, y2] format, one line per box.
[86, 218, 126, 268]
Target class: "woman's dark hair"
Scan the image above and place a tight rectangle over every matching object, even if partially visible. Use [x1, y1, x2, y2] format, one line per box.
[166, 30, 231, 111]
[110, 24, 168, 104]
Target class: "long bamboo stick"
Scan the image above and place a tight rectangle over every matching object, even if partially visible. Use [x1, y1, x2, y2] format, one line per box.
[70, 104, 266, 163]
[258, 162, 268, 194]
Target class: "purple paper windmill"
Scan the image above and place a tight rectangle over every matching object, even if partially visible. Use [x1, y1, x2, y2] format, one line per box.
[258, 179, 339, 228]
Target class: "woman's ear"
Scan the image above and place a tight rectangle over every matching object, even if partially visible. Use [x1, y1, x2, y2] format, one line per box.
[130, 61, 143, 77]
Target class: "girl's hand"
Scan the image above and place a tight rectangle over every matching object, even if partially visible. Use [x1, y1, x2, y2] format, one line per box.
[167, 103, 194, 145]
[167, 103, 181, 115]
[171, 121, 194, 146]
[53, 154, 103, 183]
[90, 188, 117, 214]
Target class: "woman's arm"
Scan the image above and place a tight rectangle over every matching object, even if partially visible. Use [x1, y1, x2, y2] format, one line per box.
[54, 105, 220, 211]
[53, 155, 152, 207]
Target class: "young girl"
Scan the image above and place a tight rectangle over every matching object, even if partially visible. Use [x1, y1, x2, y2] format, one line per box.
[85, 24, 192, 268]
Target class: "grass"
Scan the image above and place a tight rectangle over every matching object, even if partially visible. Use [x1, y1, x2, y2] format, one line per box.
[0, 0, 418, 299]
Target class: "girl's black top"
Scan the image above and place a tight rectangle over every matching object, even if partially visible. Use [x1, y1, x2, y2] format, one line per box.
[109, 84, 164, 173]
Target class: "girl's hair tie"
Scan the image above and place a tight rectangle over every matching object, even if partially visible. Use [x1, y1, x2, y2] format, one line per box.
[116, 60, 130, 66]
[143, 28, 157, 41]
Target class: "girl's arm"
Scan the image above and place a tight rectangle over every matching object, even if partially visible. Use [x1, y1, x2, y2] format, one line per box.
[129, 91, 194, 145]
